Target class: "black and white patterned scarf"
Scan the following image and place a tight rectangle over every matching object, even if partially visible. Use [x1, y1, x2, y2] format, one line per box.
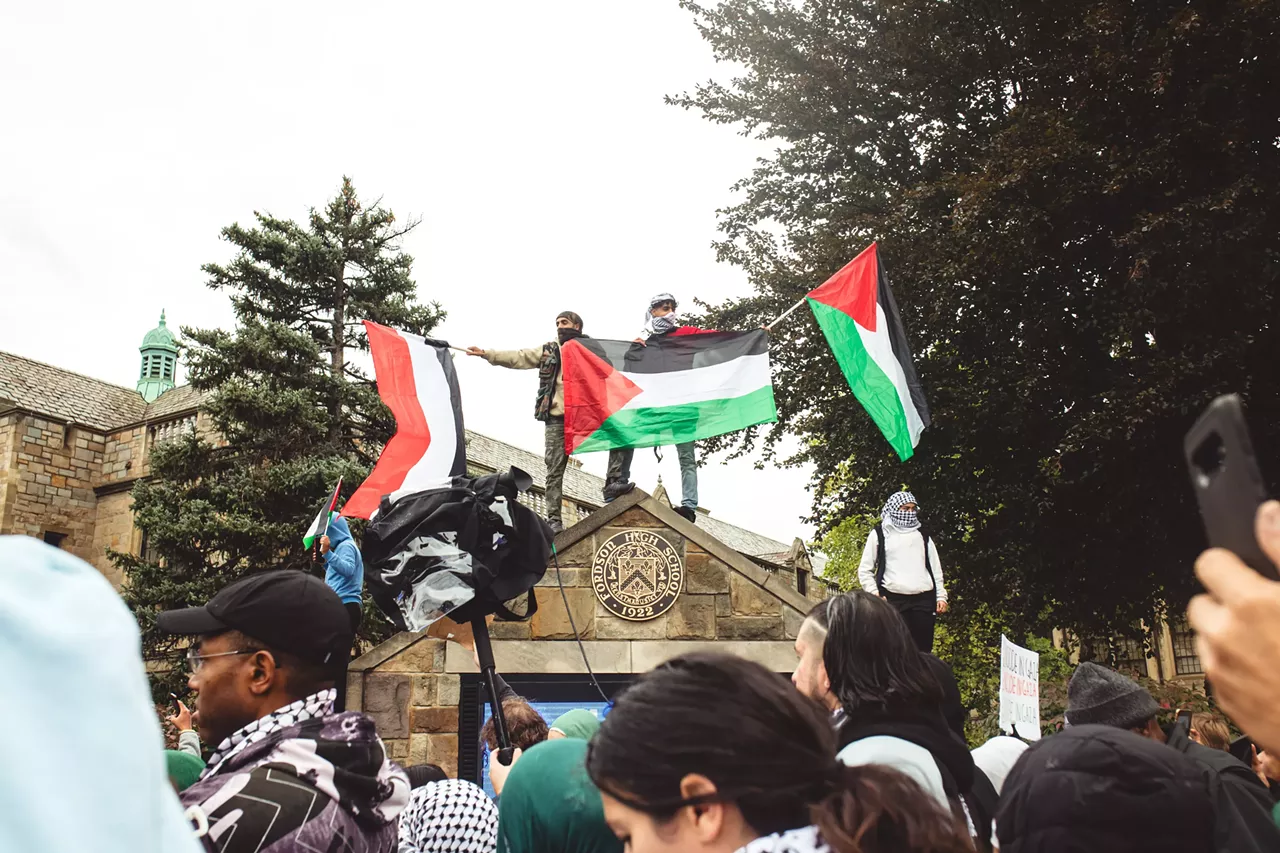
[737, 826, 831, 853]
[204, 688, 336, 775]
[398, 779, 499, 853]
[882, 490, 920, 530]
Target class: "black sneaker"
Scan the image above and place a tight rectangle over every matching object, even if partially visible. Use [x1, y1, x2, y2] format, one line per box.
[676, 507, 697, 523]
[602, 480, 636, 503]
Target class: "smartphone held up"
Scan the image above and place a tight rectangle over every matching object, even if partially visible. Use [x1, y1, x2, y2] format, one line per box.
[1184, 393, 1278, 580]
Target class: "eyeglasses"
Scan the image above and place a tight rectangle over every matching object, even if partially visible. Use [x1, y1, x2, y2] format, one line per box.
[186, 645, 263, 672]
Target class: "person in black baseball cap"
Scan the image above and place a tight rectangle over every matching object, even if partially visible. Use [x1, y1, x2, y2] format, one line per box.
[158, 570, 352, 750]
[159, 570, 409, 853]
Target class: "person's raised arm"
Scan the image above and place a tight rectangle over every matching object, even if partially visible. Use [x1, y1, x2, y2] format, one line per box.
[474, 346, 543, 369]
[1188, 500, 1280, 753]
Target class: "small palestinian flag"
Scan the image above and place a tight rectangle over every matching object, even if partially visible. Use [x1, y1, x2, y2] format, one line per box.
[807, 242, 930, 460]
[562, 330, 777, 454]
[304, 478, 343, 549]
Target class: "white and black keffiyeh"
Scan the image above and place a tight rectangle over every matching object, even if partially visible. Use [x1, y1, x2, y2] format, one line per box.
[736, 826, 831, 853]
[882, 490, 921, 530]
[204, 688, 336, 774]
[398, 779, 499, 853]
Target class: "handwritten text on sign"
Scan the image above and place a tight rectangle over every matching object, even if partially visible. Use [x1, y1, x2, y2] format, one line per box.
[999, 635, 1041, 741]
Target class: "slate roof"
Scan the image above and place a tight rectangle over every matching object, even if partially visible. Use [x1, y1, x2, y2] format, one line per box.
[0, 351, 201, 432]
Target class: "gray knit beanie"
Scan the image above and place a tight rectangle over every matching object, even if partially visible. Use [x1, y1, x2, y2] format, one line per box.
[1064, 662, 1161, 729]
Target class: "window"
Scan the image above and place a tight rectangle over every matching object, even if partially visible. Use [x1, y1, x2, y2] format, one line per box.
[163, 356, 174, 378]
[797, 568, 809, 596]
[1170, 619, 1203, 675]
[1110, 635, 1148, 677]
[43, 531, 67, 549]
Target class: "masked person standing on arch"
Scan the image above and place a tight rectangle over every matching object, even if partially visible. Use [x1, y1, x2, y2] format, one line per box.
[857, 490, 947, 653]
[602, 293, 705, 523]
[467, 311, 603, 534]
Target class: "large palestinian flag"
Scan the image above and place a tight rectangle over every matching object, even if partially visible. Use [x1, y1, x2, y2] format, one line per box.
[344, 322, 467, 519]
[807, 242, 929, 460]
[562, 330, 777, 454]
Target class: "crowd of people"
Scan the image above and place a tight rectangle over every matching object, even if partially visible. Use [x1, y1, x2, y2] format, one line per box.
[7, 475, 1280, 851]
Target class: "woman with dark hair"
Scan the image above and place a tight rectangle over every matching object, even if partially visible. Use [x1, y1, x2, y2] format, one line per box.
[587, 651, 971, 853]
[822, 592, 989, 846]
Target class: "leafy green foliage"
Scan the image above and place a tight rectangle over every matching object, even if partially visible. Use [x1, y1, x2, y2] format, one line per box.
[112, 178, 441, 698]
[678, 0, 1280, 639]
[814, 511, 878, 589]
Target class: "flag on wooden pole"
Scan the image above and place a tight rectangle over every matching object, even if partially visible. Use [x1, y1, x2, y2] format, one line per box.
[807, 242, 929, 460]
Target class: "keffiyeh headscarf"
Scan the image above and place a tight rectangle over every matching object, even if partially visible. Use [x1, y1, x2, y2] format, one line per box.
[204, 688, 336, 774]
[398, 779, 499, 853]
[644, 293, 680, 335]
[882, 491, 920, 531]
[736, 826, 831, 853]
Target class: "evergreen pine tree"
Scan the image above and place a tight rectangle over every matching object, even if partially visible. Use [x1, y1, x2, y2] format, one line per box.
[112, 178, 442, 696]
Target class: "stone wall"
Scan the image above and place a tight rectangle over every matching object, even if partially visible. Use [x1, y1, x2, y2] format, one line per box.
[0, 412, 106, 565]
[488, 506, 810, 644]
[349, 501, 818, 776]
[0, 407, 208, 583]
[349, 636, 461, 776]
[90, 491, 137, 585]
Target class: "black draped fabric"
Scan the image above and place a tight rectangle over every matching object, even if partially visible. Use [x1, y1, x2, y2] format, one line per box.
[362, 469, 553, 632]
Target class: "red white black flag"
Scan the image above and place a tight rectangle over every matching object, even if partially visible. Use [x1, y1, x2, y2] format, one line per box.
[343, 322, 466, 519]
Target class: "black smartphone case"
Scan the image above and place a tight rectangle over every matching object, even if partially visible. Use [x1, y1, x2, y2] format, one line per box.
[1184, 394, 1277, 579]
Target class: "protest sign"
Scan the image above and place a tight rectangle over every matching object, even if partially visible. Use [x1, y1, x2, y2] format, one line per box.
[999, 634, 1041, 740]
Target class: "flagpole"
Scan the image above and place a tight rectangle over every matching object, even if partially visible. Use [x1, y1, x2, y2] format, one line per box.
[766, 296, 809, 331]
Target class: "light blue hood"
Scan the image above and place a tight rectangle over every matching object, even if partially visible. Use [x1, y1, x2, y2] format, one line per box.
[0, 535, 202, 852]
[327, 514, 353, 546]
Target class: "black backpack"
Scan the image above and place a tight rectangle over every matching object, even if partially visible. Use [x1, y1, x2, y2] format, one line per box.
[362, 468, 553, 631]
[873, 522, 936, 597]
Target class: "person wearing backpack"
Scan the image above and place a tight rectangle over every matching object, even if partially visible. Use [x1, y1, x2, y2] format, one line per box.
[856, 490, 947, 653]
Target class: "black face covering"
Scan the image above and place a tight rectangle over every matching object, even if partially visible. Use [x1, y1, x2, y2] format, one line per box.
[557, 327, 582, 344]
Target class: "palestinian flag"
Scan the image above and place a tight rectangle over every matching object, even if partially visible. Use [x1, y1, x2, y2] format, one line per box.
[562, 330, 777, 454]
[304, 478, 342, 549]
[343, 322, 467, 519]
[807, 242, 930, 460]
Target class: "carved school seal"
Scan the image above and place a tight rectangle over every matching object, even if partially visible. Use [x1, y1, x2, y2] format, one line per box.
[592, 529, 684, 621]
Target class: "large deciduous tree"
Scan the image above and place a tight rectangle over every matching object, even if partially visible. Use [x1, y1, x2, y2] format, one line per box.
[676, 0, 1280, 639]
[112, 178, 442, 695]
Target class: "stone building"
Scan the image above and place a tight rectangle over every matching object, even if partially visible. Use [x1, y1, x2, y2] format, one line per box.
[0, 313, 204, 583]
[347, 486, 833, 780]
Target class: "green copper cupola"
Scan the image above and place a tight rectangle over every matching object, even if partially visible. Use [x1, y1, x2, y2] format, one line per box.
[137, 310, 178, 402]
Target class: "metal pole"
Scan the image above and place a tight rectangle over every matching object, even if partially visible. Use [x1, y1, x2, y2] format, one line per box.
[472, 616, 515, 764]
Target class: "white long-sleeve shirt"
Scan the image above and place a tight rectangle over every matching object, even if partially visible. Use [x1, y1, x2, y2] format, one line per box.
[856, 523, 947, 602]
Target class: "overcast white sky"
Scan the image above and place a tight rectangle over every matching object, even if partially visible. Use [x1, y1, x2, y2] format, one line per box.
[0, 1, 817, 544]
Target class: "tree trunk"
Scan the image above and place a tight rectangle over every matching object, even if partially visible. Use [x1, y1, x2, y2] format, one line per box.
[330, 255, 346, 445]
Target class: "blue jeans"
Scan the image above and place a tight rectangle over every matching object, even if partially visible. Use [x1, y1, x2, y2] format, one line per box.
[606, 442, 698, 509]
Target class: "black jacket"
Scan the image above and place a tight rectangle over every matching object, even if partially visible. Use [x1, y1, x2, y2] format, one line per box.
[1164, 716, 1280, 853]
[836, 709, 988, 847]
[997, 725, 1215, 853]
[923, 653, 967, 740]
